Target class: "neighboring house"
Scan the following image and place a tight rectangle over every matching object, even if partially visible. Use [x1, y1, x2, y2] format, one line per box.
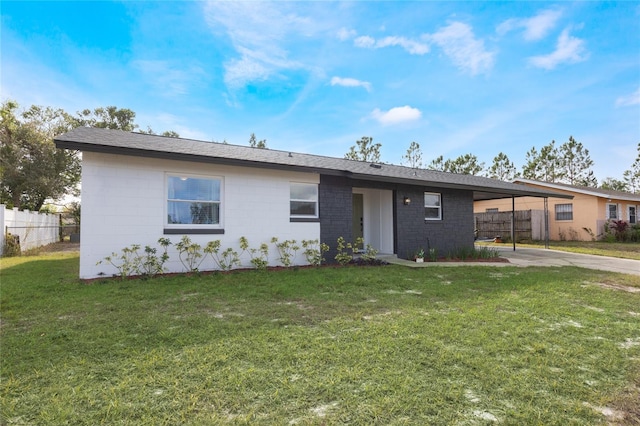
[55, 128, 569, 278]
[474, 178, 640, 241]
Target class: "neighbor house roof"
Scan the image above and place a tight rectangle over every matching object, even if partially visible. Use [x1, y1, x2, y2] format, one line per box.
[55, 127, 572, 202]
[514, 179, 640, 203]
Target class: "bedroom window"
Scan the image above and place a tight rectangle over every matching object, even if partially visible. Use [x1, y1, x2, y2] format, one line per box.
[424, 192, 442, 220]
[290, 183, 318, 217]
[629, 205, 637, 224]
[555, 203, 573, 221]
[166, 175, 222, 228]
[606, 203, 619, 220]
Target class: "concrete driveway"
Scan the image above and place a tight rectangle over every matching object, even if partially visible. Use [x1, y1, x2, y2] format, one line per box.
[382, 247, 640, 276]
[494, 246, 640, 276]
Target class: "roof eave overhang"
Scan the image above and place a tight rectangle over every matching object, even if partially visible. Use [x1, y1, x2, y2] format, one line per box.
[55, 139, 573, 200]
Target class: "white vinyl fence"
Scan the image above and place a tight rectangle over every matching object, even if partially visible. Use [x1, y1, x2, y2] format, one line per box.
[1, 205, 60, 255]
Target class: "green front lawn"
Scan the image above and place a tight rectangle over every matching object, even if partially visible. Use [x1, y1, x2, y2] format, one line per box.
[479, 240, 640, 260]
[1, 253, 639, 424]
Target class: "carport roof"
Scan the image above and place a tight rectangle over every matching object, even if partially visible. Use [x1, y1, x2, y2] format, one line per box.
[55, 127, 572, 202]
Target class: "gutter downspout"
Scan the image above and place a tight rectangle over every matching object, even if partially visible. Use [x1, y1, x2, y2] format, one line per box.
[544, 197, 549, 249]
[511, 196, 516, 251]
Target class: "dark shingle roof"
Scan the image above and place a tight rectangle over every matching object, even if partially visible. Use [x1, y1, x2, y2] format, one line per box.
[55, 127, 572, 201]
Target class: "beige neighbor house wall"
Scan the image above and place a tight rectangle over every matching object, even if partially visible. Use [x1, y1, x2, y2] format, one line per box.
[474, 181, 640, 241]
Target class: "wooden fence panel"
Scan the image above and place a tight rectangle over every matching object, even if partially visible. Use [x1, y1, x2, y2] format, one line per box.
[474, 210, 533, 242]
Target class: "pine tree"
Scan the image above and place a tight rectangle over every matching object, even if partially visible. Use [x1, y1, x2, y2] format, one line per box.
[402, 141, 423, 168]
[344, 136, 381, 162]
[488, 152, 519, 181]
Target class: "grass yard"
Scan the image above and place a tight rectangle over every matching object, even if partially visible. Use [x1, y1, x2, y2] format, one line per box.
[1, 252, 640, 425]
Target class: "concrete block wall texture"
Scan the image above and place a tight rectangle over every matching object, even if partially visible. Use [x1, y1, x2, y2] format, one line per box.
[319, 175, 475, 262]
[80, 152, 320, 279]
[395, 186, 475, 259]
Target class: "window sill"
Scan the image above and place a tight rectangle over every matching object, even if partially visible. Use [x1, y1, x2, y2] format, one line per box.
[290, 217, 320, 223]
[164, 228, 225, 235]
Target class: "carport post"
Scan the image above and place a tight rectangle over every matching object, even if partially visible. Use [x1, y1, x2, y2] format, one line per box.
[544, 197, 549, 249]
[511, 196, 516, 251]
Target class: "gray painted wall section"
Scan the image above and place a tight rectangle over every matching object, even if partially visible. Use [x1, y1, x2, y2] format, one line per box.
[319, 175, 475, 262]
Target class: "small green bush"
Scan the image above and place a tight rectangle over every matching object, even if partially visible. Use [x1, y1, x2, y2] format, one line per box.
[2, 233, 21, 257]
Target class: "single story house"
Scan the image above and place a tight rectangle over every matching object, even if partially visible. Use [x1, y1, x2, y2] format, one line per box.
[474, 178, 640, 241]
[55, 128, 570, 278]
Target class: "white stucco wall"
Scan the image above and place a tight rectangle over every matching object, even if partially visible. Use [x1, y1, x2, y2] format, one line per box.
[80, 151, 320, 279]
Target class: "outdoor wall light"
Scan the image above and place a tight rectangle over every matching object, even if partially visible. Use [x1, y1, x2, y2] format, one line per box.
[403, 197, 411, 205]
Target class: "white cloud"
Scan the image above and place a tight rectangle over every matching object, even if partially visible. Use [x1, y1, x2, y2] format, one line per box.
[371, 106, 422, 125]
[497, 9, 562, 41]
[203, 1, 318, 89]
[427, 22, 495, 75]
[354, 35, 376, 48]
[337, 27, 356, 41]
[529, 28, 588, 69]
[330, 76, 371, 92]
[615, 88, 640, 107]
[353, 35, 429, 55]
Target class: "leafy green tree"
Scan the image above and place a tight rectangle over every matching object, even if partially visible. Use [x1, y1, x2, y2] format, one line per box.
[600, 177, 628, 191]
[427, 155, 446, 171]
[558, 136, 594, 185]
[249, 133, 267, 149]
[444, 154, 485, 175]
[578, 170, 598, 187]
[345, 136, 381, 162]
[522, 141, 563, 182]
[75, 106, 138, 131]
[623, 143, 640, 193]
[488, 152, 519, 181]
[402, 141, 423, 168]
[0, 101, 81, 210]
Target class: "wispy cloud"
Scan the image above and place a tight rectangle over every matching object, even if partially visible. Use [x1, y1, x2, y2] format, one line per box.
[203, 1, 318, 89]
[427, 22, 495, 75]
[616, 87, 640, 107]
[371, 106, 422, 125]
[337, 27, 356, 41]
[132, 60, 205, 96]
[353, 35, 429, 55]
[331, 77, 371, 92]
[529, 28, 588, 69]
[497, 9, 562, 41]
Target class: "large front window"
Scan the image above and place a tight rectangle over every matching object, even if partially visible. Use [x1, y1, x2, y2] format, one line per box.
[290, 183, 318, 217]
[424, 192, 442, 220]
[167, 175, 221, 226]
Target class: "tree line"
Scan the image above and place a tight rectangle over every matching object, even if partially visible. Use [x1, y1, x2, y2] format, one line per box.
[345, 136, 640, 193]
[2, 99, 638, 213]
[0, 101, 179, 211]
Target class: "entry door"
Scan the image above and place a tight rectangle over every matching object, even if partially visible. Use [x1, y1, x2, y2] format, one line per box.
[352, 193, 364, 250]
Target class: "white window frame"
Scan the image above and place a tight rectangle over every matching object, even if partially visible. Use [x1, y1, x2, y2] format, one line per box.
[290, 182, 319, 218]
[628, 205, 637, 224]
[424, 192, 442, 221]
[606, 203, 619, 220]
[554, 203, 573, 221]
[165, 173, 223, 229]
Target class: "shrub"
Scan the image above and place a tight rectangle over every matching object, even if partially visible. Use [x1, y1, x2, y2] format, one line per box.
[301, 239, 329, 267]
[2, 233, 21, 257]
[175, 236, 205, 273]
[98, 237, 173, 279]
[608, 220, 630, 242]
[204, 240, 240, 271]
[271, 237, 300, 268]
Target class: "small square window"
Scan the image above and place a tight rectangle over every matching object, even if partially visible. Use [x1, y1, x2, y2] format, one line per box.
[555, 203, 573, 221]
[290, 183, 318, 217]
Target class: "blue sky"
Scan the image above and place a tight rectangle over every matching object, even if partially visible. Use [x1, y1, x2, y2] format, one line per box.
[2, 1, 639, 181]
